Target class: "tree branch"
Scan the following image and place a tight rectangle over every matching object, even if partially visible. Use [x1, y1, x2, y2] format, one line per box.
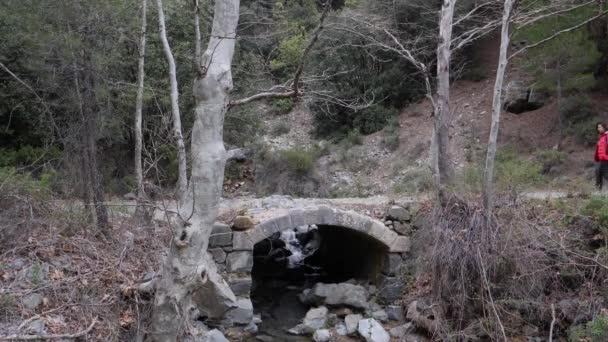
[510, 9, 608, 59]
[0, 318, 97, 341]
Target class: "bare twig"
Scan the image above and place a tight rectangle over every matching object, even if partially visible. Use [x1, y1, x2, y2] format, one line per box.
[0, 317, 97, 341]
[549, 303, 556, 342]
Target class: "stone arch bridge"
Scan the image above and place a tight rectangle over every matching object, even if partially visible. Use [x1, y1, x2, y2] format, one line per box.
[203, 195, 419, 325]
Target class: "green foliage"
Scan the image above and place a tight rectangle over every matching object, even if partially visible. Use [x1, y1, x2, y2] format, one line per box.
[383, 116, 400, 151]
[495, 148, 543, 194]
[343, 128, 363, 147]
[271, 33, 307, 74]
[515, 6, 600, 94]
[0, 293, 16, 318]
[569, 314, 608, 342]
[581, 196, 608, 228]
[560, 95, 599, 145]
[270, 98, 295, 115]
[271, 121, 291, 136]
[393, 168, 434, 194]
[536, 149, 567, 174]
[0, 145, 61, 168]
[279, 148, 315, 174]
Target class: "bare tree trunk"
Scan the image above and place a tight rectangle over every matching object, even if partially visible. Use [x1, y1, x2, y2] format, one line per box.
[156, 0, 188, 197]
[433, 0, 457, 201]
[149, 0, 241, 340]
[483, 0, 515, 218]
[194, 0, 202, 73]
[135, 0, 148, 221]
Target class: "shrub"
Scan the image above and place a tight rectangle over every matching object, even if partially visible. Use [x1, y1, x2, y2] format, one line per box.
[383, 116, 400, 151]
[280, 148, 315, 174]
[393, 168, 434, 194]
[270, 98, 294, 116]
[535, 149, 567, 174]
[569, 314, 608, 342]
[581, 196, 608, 228]
[271, 121, 291, 136]
[495, 148, 543, 198]
[560, 95, 599, 145]
[343, 128, 363, 147]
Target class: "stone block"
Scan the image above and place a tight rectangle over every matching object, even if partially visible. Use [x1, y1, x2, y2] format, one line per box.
[387, 205, 410, 222]
[226, 251, 253, 273]
[209, 248, 227, 264]
[232, 232, 254, 251]
[393, 222, 412, 235]
[228, 276, 252, 297]
[258, 219, 281, 237]
[378, 275, 404, 304]
[382, 253, 403, 276]
[390, 236, 411, 253]
[378, 229, 399, 248]
[209, 223, 233, 247]
[316, 206, 337, 225]
[225, 298, 253, 325]
[247, 227, 266, 245]
[369, 221, 388, 242]
[289, 209, 307, 227]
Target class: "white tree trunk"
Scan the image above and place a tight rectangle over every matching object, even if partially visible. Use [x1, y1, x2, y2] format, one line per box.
[433, 0, 457, 200]
[194, 0, 202, 73]
[149, 0, 241, 340]
[156, 0, 188, 196]
[135, 0, 148, 216]
[483, 0, 515, 216]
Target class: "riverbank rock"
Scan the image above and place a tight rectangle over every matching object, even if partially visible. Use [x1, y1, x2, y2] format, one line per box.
[389, 323, 413, 338]
[345, 314, 362, 335]
[300, 283, 369, 309]
[289, 306, 329, 335]
[387, 205, 410, 222]
[357, 318, 390, 342]
[313, 329, 332, 342]
[233, 216, 255, 231]
[204, 329, 229, 342]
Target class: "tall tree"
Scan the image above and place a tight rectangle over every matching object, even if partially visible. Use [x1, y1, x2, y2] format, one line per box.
[483, 0, 515, 218]
[156, 0, 188, 196]
[149, 0, 241, 339]
[432, 0, 457, 201]
[135, 0, 149, 220]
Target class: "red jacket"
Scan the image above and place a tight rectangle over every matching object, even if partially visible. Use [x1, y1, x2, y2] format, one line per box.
[596, 133, 608, 161]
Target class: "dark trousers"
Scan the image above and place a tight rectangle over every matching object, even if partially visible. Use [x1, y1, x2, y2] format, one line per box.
[596, 161, 608, 189]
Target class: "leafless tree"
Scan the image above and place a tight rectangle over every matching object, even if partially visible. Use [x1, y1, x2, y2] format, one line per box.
[156, 0, 188, 197]
[134, 0, 148, 221]
[149, 0, 241, 339]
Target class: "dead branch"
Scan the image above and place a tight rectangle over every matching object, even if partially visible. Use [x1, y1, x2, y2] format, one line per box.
[549, 303, 556, 342]
[229, 0, 332, 107]
[0, 317, 97, 341]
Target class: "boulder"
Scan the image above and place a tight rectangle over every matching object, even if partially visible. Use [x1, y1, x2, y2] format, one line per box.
[224, 298, 253, 325]
[387, 206, 410, 222]
[203, 329, 229, 342]
[289, 306, 329, 335]
[377, 276, 404, 304]
[232, 216, 255, 231]
[226, 252, 253, 273]
[209, 223, 233, 247]
[25, 319, 46, 335]
[389, 323, 412, 338]
[357, 318, 390, 342]
[372, 310, 388, 323]
[381, 254, 403, 276]
[301, 283, 369, 309]
[344, 314, 362, 335]
[227, 276, 252, 297]
[335, 323, 348, 336]
[503, 80, 545, 114]
[386, 305, 404, 321]
[406, 300, 439, 335]
[304, 306, 329, 331]
[393, 222, 412, 235]
[313, 329, 332, 342]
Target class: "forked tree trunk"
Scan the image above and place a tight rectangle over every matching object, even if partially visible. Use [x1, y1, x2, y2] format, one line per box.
[432, 0, 456, 201]
[156, 0, 188, 196]
[134, 0, 148, 220]
[483, 0, 515, 218]
[149, 0, 241, 340]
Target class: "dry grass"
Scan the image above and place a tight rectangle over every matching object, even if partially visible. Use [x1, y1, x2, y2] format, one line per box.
[0, 196, 171, 341]
[425, 194, 608, 340]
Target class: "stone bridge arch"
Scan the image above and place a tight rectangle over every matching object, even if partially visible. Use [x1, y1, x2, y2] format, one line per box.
[209, 205, 412, 325]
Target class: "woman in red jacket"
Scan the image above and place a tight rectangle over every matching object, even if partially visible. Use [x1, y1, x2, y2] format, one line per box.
[595, 122, 608, 190]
